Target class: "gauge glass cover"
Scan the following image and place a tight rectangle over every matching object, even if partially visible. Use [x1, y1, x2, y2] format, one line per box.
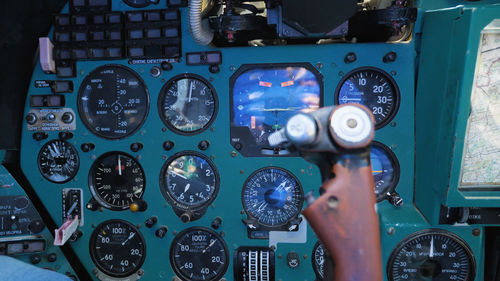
[242, 167, 303, 227]
[170, 227, 229, 281]
[38, 140, 79, 183]
[78, 65, 149, 139]
[387, 229, 476, 281]
[370, 142, 400, 201]
[90, 219, 146, 277]
[230, 64, 322, 156]
[158, 74, 217, 135]
[89, 152, 145, 210]
[160, 151, 219, 210]
[336, 67, 400, 129]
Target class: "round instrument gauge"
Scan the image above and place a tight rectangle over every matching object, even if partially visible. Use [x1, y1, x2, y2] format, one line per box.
[159, 151, 219, 210]
[38, 140, 79, 183]
[387, 229, 476, 281]
[89, 152, 145, 210]
[90, 219, 146, 278]
[78, 65, 149, 139]
[371, 142, 400, 201]
[312, 242, 326, 280]
[158, 74, 218, 135]
[170, 227, 229, 281]
[242, 167, 303, 228]
[335, 67, 400, 129]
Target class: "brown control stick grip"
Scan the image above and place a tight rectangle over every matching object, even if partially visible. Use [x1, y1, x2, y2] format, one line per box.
[302, 157, 382, 281]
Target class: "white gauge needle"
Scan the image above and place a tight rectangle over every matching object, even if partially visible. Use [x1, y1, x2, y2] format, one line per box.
[429, 236, 434, 258]
[188, 81, 193, 103]
[122, 232, 136, 245]
[184, 183, 191, 193]
[118, 155, 122, 176]
[276, 181, 287, 191]
[202, 239, 216, 253]
[169, 170, 187, 179]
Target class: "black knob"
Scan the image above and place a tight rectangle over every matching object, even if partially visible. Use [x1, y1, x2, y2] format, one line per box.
[286, 252, 300, 269]
[28, 220, 45, 234]
[145, 217, 158, 228]
[198, 140, 210, 150]
[86, 200, 99, 211]
[61, 112, 74, 124]
[388, 192, 403, 207]
[211, 217, 222, 229]
[81, 143, 95, 152]
[32, 132, 48, 141]
[130, 142, 143, 152]
[161, 62, 173, 71]
[155, 226, 168, 238]
[383, 51, 397, 63]
[180, 213, 191, 223]
[344, 52, 357, 63]
[209, 65, 220, 74]
[58, 131, 73, 140]
[69, 230, 83, 242]
[47, 253, 58, 262]
[163, 140, 174, 151]
[26, 113, 37, 125]
[30, 254, 42, 265]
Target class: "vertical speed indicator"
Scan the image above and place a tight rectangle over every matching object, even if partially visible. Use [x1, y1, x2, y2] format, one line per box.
[335, 67, 400, 129]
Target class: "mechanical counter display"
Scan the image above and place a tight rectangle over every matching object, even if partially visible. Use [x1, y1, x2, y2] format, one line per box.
[78, 65, 149, 140]
[230, 63, 323, 156]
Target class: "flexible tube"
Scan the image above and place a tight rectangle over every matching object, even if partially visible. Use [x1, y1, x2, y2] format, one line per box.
[189, 0, 214, 45]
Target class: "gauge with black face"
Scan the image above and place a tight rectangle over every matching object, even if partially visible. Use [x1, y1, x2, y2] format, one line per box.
[242, 167, 303, 228]
[158, 74, 217, 135]
[160, 151, 219, 210]
[89, 152, 145, 210]
[335, 67, 400, 129]
[312, 242, 326, 280]
[371, 142, 400, 201]
[90, 219, 146, 278]
[170, 227, 229, 281]
[230, 63, 322, 156]
[78, 65, 149, 139]
[387, 229, 476, 281]
[38, 140, 79, 183]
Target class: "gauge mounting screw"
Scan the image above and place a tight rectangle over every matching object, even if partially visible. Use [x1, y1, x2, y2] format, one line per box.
[81, 143, 95, 152]
[383, 52, 397, 63]
[163, 140, 174, 151]
[198, 140, 210, 150]
[344, 52, 357, 63]
[209, 65, 220, 73]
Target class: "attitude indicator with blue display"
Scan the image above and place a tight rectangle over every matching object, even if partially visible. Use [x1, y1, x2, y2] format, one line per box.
[371, 142, 400, 201]
[242, 167, 303, 230]
[336, 67, 400, 129]
[230, 64, 322, 156]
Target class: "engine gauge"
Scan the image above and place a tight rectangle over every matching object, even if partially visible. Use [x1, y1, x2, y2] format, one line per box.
[159, 151, 219, 212]
[387, 229, 476, 281]
[312, 242, 326, 280]
[78, 65, 149, 140]
[170, 227, 229, 281]
[89, 152, 145, 210]
[242, 167, 303, 229]
[230, 63, 322, 156]
[335, 67, 400, 129]
[371, 142, 400, 201]
[158, 74, 218, 135]
[37, 139, 79, 183]
[90, 219, 146, 278]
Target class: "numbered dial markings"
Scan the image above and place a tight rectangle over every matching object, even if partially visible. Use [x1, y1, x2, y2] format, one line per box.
[89, 152, 145, 210]
[388, 230, 476, 281]
[38, 140, 79, 183]
[242, 167, 303, 227]
[170, 227, 229, 281]
[78, 65, 149, 139]
[159, 74, 217, 134]
[160, 152, 219, 209]
[336, 68, 400, 128]
[90, 220, 146, 277]
[312, 242, 326, 280]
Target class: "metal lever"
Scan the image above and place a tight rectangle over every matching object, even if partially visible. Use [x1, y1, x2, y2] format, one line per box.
[269, 104, 382, 281]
